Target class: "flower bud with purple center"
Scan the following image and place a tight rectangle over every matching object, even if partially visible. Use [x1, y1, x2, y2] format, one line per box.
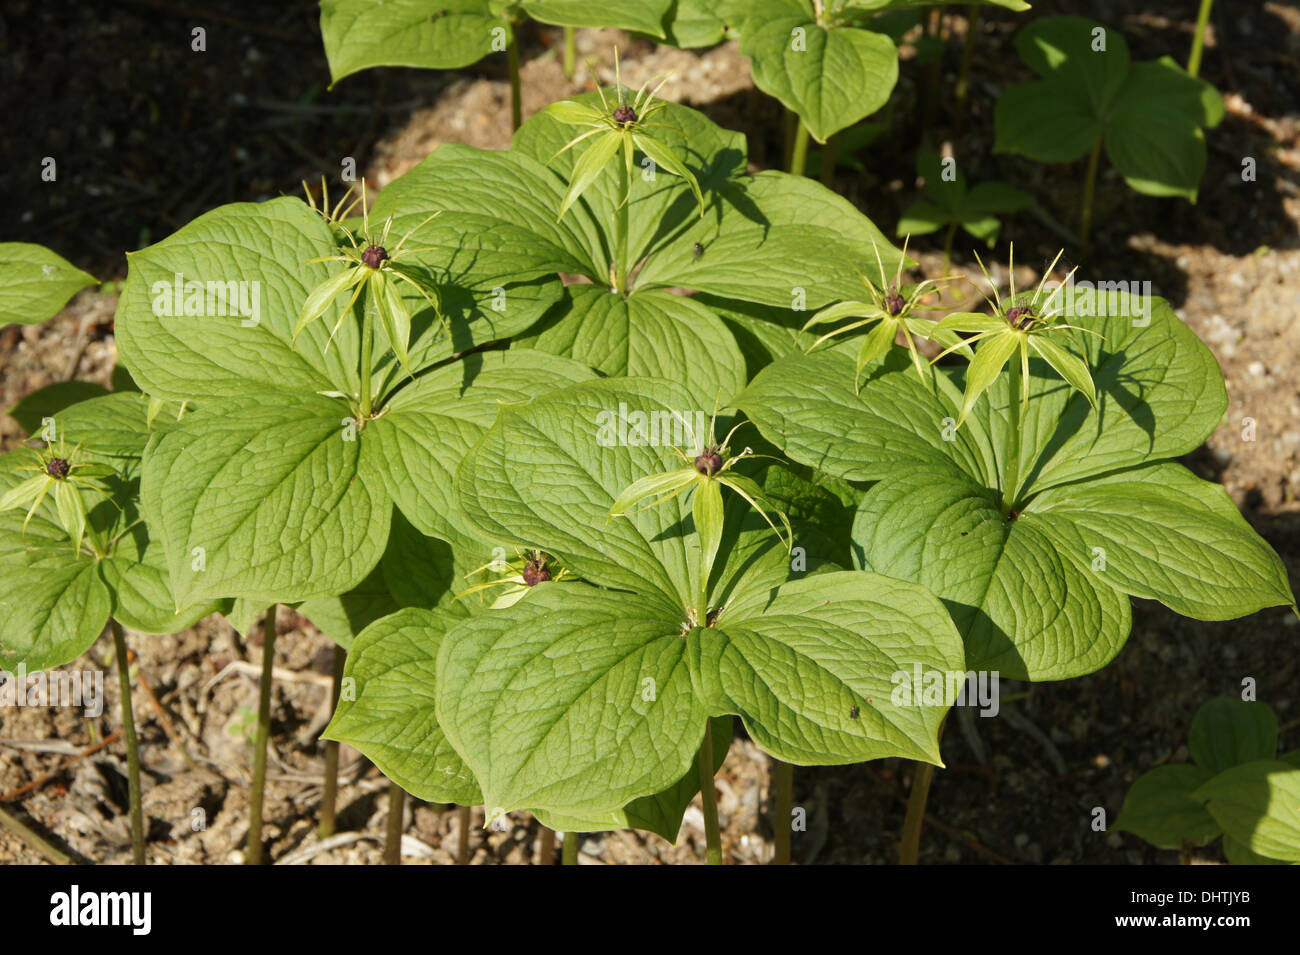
[1006, 305, 1034, 329]
[522, 560, 551, 587]
[361, 245, 389, 269]
[46, 457, 70, 479]
[884, 291, 906, 316]
[613, 104, 637, 125]
[694, 448, 723, 476]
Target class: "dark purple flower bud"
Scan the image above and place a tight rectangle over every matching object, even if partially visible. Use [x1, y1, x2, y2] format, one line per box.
[613, 104, 637, 125]
[1006, 305, 1034, 329]
[523, 559, 551, 587]
[694, 448, 723, 476]
[46, 457, 70, 479]
[884, 291, 906, 316]
[362, 245, 388, 269]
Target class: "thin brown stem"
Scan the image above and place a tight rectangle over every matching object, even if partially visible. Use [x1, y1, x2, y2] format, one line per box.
[245, 606, 277, 865]
[538, 826, 556, 865]
[456, 804, 471, 864]
[111, 620, 145, 864]
[318, 644, 345, 839]
[384, 782, 407, 865]
[773, 759, 793, 865]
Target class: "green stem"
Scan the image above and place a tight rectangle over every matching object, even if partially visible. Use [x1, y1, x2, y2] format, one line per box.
[954, 6, 981, 112]
[1001, 351, 1023, 514]
[508, 18, 522, 131]
[773, 760, 792, 865]
[0, 804, 72, 865]
[358, 285, 374, 421]
[782, 108, 798, 169]
[1078, 137, 1102, 260]
[614, 143, 630, 295]
[562, 25, 576, 82]
[788, 120, 811, 177]
[1188, 0, 1213, 77]
[384, 781, 406, 865]
[562, 831, 580, 865]
[899, 714, 947, 864]
[318, 644, 345, 839]
[819, 132, 840, 187]
[697, 722, 723, 865]
[898, 762, 936, 864]
[942, 221, 958, 273]
[111, 620, 145, 865]
[456, 804, 471, 864]
[246, 606, 277, 865]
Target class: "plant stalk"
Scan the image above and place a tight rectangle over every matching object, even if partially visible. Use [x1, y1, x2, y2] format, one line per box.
[318, 644, 345, 839]
[898, 715, 947, 864]
[358, 285, 374, 422]
[1078, 137, 1103, 260]
[384, 781, 406, 865]
[819, 132, 840, 187]
[246, 605, 277, 865]
[562, 831, 580, 865]
[1001, 350, 1024, 514]
[697, 721, 723, 865]
[110, 620, 145, 865]
[773, 759, 793, 865]
[562, 25, 576, 82]
[538, 825, 556, 865]
[508, 18, 522, 131]
[1188, 0, 1214, 77]
[614, 142, 630, 295]
[456, 804, 471, 864]
[954, 6, 982, 113]
[0, 804, 72, 865]
[942, 221, 958, 273]
[789, 120, 811, 177]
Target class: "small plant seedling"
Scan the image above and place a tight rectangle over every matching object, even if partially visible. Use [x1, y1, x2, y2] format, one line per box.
[897, 152, 1030, 268]
[1116, 698, 1300, 864]
[994, 16, 1224, 250]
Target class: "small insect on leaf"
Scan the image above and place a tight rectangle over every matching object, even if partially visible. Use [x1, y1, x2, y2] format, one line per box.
[693, 242, 704, 260]
[849, 705, 860, 719]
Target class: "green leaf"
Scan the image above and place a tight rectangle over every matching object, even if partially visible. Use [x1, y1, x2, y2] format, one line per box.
[693, 478, 725, 585]
[664, 0, 730, 47]
[0, 242, 96, 326]
[524, 0, 672, 37]
[100, 520, 223, 636]
[371, 142, 607, 279]
[959, 330, 1019, 424]
[140, 392, 391, 606]
[513, 286, 746, 406]
[851, 466, 1132, 679]
[533, 717, 734, 843]
[633, 132, 705, 216]
[1114, 763, 1219, 850]
[7, 381, 110, 435]
[740, 9, 899, 143]
[116, 198, 362, 403]
[1029, 466, 1295, 621]
[1027, 333, 1096, 409]
[366, 349, 595, 543]
[456, 377, 709, 607]
[558, 130, 625, 220]
[1194, 761, 1300, 862]
[319, 0, 499, 84]
[438, 571, 964, 816]
[323, 607, 482, 805]
[1189, 698, 1279, 775]
[53, 392, 184, 461]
